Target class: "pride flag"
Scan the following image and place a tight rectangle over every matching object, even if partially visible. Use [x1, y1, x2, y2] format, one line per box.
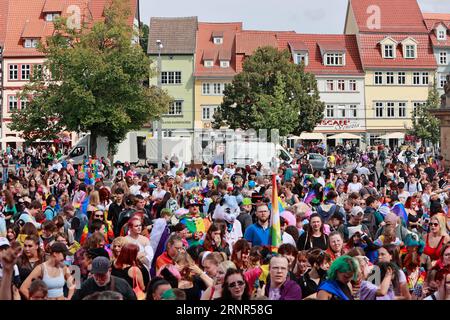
[270, 174, 282, 253]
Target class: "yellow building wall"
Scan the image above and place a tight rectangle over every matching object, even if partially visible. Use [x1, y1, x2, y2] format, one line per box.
[194, 79, 230, 129]
[364, 70, 434, 133]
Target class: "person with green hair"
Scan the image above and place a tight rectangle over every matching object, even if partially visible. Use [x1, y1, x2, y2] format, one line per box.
[316, 255, 359, 300]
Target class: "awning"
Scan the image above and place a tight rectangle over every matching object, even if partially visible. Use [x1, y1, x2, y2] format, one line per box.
[299, 132, 326, 140]
[327, 133, 361, 140]
[379, 132, 405, 139]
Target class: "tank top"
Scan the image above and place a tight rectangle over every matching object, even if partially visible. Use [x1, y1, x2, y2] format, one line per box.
[41, 263, 65, 299]
[423, 235, 445, 261]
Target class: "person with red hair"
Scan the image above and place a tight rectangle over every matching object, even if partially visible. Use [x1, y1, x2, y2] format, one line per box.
[111, 243, 148, 292]
[125, 216, 153, 270]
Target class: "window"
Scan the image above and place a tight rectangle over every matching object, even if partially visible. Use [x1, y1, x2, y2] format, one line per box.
[9, 64, 19, 80]
[220, 60, 230, 68]
[338, 105, 346, 118]
[8, 96, 18, 111]
[202, 106, 218, 120]
[295, 52, 308, 66]
[439, 51, 448, 65]
[326, 80, 334, 91]
[204, 60, 214, 67]
[45, 13, 60, 22]
[374, 72, 383, 85]
[384, 45, 394, 58]
[202, 83, 210, 95]
[375, 102, 384, 118]
[413, 102, 425, 116]
[387, 102, 395, 117]
[21, 64, 31, 80]
[405, 45, 416, 59]
[337, 80, 345, 91]
[440, 74, 447, 88]
[213, 37, 223, 44]
[349, 105, 357, 118]
[325, 53, 344, 66]
[398, 102, 406, 118]
[161, 71, 181, 84]
[413, 72, 421, 85]
[422, 72, 429, 85]
[386, 72, 394, 85]
[20, 97, 28, 109]
[24, 39, 39, 48]
[213, 83, 223, 95]
[397, 72, 406, 85]
[349, 80, 357, 91]
[167, 101, 183, 115]
[438, 30, 446, 40]
[326, 105, 334, 118]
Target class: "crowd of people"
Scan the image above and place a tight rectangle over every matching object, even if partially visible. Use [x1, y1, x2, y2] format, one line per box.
[0, 141, 449, 301]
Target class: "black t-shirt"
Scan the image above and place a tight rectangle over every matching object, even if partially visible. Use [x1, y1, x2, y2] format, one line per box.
[296, 270, 325, 298]
[296, 232, 329, 251]
[71, 276, 137, 300]
[108, 203, 124, 233]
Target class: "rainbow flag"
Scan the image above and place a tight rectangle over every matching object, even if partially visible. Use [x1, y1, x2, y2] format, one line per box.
[270, 174, 282, 253]
[303, 189, 317, 204]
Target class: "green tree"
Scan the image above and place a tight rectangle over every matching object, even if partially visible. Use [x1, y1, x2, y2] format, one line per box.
[10, 0, 172, 156]
[410, 82, 440, 145]
[139, 22, 149, 53]
[213, 46, 324, 137]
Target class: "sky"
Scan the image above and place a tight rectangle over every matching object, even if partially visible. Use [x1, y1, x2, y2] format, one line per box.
[139, 0, 450, 34]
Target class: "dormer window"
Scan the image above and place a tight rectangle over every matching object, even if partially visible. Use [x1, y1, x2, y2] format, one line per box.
[204, 60, 214, 68]
[379, 37, 398, 59]
[384, 45, 394, 58]
[220, 60, 230, 68]
[213, 37, 223, 45]
[401, 37, 418, 59]
[325, 53, 344, 66]
[294, 51, 309, 66]
[45, 13, 60, 22]
[436, 25, 447, 41]
[24, 39, 39, 48]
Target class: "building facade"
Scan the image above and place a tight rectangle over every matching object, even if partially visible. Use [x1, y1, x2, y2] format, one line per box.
[344, 0, 437, 145]
[147, 17, 198, 138]
[423, 14, 450, 97]
[0, 0, 139, 150]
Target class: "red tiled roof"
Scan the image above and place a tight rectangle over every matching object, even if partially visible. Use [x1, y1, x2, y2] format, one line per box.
[288, 41, 308, 51]
[21, 21, 46, 38]
[423, 19, 450, 31]
[429, 33, 450, 48]
[349, 0, 428, 33]
[423, 13, 450, 21]
[2, 0, 136, 58]
[277, 33, 364, 76]
[212, 31, 223, 38]
[357, 33, 436, 69]
[235, 31, 282, 55]
[317, 41, 346, 52]
[0, 0, 10, 46]
[43, 0, 64, 13]
[218, 49, 231, 61]
[194, 22, 242, 78]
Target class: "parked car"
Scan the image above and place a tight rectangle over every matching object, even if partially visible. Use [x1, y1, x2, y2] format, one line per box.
[306, 153, 328, 170]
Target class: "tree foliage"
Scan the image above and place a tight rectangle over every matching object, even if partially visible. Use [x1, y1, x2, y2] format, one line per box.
[212, 46, 324, 137]
[139, 22, 149, 53]
[10, 0, 172, 155]
[410, 82, 440, 145]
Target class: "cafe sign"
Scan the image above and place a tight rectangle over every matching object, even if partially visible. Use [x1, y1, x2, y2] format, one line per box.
[317, 119, 363, 131]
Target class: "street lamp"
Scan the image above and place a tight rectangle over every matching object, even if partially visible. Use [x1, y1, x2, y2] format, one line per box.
[156, 40, 163, 169]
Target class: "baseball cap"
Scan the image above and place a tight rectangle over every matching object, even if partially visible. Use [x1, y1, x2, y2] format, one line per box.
[50, 242, 70, 256]
[91, 256, 111, 275]
[350, 206, 364, 217]
[242, 198, 252, 206]
[0, 237, 10, 248]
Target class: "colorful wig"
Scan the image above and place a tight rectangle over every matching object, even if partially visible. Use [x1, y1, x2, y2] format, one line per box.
[327, 255, 359, 282]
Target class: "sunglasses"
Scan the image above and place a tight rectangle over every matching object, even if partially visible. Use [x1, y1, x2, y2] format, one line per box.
[228, 280, 245, 288]
[429, 222, 439, 227]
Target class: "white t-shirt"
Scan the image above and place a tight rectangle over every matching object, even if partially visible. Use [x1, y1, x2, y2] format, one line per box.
[225, 220, 243, 254]
[348, 182, 363, 193]
[152, 189, 166, 200]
